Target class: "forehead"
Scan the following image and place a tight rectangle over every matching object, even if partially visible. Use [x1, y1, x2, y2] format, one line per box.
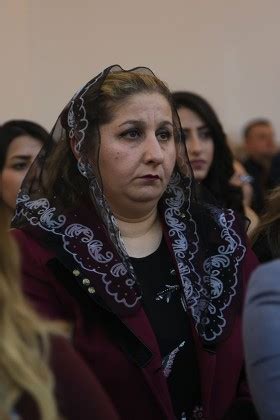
[177, 107, 205, 127]
[249, 124, 273, 137]
[111, 92, 172, 122]
[6, 135, 42, 158]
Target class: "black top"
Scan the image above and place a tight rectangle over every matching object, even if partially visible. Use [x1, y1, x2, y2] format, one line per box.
[130, 238, 202, 420]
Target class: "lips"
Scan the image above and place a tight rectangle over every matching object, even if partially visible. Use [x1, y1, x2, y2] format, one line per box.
[140, 175, 160, 179]
[190, 160, 206, 169]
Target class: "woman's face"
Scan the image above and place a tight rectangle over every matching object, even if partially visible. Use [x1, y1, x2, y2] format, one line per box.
[177, 107, 214, 181]
[0, 135, 42, 212]
[98, 92, 176, 218]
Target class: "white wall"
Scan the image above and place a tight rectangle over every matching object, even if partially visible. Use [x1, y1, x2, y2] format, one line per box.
[1, 0, 280, 143]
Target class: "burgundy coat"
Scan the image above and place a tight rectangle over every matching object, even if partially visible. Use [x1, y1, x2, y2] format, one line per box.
[13, 228, 258, 420]
[17, 335, 119, 420]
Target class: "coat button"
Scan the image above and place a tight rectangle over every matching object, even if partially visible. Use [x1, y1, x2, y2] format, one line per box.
[82, 278, 90, 285]
[88, 287, 95, 294]
[73, 269, 80, 276]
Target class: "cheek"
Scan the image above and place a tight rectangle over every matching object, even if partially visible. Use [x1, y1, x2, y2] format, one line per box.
[185, 142, 193, 154]
[207, 142, 215, 162]
[169, 148, 177, 171]
[162, 149, 176, 179]
[100, 149, 125, 177]
[1, 170, 23, 207]
[2, 169, 22, 189]
[99, 147, 133, 192]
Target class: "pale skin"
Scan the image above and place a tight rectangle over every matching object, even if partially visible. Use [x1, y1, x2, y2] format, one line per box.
[0, 135, 42, 217]
[97, 92, 177, 258]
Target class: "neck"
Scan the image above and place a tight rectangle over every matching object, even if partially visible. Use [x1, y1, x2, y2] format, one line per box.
[115, 207, 158, 239]
[115, 207, 162, 258]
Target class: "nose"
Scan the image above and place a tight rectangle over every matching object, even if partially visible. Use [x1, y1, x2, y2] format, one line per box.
[187, 135, 202, 155]
[143, 133, 164, 164]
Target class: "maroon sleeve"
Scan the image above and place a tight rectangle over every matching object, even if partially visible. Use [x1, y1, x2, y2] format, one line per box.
[50, 335, 119, 420]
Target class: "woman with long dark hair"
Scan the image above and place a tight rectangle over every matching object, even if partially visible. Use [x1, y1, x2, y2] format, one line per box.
[172, 92, 243, 212]
[0, 120, 49, 220]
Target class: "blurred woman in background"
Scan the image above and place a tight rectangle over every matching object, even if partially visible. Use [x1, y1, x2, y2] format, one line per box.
[172, 91, 260, 233]
[0, 120, 49, 220]
[172, 92, 244, 212]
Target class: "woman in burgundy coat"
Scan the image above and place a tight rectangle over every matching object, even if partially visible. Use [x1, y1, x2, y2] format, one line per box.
[12, 65, 258, 420]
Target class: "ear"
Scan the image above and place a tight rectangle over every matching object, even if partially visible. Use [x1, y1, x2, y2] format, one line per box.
[70, 137, 80, 161]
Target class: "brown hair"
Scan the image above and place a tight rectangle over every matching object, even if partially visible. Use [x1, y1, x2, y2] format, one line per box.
[251, 186, 280, 259]
[43, 70, 179, 208]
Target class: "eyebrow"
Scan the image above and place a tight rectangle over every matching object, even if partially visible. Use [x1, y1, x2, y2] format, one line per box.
[118, 119, 174, 128]
[8, 155, 33, 161]
[182, 125, 209, 131]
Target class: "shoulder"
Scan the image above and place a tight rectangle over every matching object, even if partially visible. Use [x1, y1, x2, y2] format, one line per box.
[246, 259, 280, 299]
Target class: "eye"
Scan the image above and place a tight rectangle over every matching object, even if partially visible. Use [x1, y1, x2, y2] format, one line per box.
[199, 129, 212, 140]
[11, 162, 29, 171]
[120, 128, 141, 140]
[157, 129, 172, 142]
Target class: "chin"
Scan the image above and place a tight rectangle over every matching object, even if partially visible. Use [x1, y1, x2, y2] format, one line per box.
[194, 171, 207, 182]
[131, 190, 164, 204]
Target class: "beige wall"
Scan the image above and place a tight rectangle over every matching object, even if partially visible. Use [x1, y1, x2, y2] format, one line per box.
[1, 0, 280, 143]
